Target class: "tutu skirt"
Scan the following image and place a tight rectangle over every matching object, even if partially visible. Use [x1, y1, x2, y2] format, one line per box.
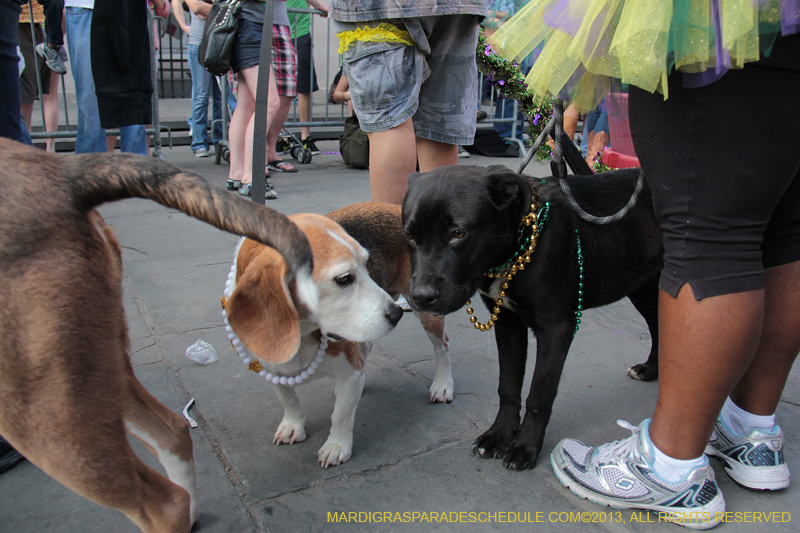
[489, 0, 800, 112]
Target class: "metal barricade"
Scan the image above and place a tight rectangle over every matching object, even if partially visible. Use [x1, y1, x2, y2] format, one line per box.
[25, 3, 524, 156]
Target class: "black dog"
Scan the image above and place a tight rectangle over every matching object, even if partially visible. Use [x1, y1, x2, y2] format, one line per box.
[402, 165, 663, 470]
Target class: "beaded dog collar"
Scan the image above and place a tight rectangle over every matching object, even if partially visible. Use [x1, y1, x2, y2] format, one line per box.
[465, 194, 585, 337]
[221, 262, 327, 387]
[466, 198, 546, 332]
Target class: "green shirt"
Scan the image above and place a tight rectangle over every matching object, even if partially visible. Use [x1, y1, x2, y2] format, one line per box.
[287, 0, 311, 38]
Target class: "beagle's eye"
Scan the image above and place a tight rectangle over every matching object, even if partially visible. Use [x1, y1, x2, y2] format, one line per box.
[404, 231, 415, 243]
[334, 272, 354, 287]
[450, 228, 466, 242]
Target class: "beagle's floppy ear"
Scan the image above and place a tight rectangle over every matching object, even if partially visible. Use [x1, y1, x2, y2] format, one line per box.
[226, 246, 300, 364]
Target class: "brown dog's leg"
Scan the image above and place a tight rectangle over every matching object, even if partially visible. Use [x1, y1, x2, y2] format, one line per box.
[0, 380, 192, 533]
[414, 312, 454, 402]
[123, 360, 199, 527]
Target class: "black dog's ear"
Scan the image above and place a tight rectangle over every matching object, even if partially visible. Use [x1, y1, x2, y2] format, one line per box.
[486, 167, 532, 214]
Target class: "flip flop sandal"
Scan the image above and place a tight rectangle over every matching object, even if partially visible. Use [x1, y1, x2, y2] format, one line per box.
[267, 160, 298, 173]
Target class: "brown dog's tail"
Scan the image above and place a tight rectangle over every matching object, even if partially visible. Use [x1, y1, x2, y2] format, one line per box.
[68, 151, 318, 313]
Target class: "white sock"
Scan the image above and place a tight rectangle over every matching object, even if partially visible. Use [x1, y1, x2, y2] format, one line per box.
[648, 426, 705, 483]
[720, 397, 775, 436]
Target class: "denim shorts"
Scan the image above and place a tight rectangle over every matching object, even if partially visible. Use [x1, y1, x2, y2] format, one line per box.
[336, 15, 480, 145]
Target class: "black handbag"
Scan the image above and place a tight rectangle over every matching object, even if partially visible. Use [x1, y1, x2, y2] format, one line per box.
[339, 115, 370, 169]
[198, 0, 245, 76]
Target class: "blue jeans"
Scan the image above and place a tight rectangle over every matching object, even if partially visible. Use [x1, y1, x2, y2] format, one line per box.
[65, 7, 146, 154]
[187, 44, 222, 152]
[580, 104, 609, 156]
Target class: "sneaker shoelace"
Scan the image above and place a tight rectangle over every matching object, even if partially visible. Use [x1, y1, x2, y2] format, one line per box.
[594, 420, 641, 464]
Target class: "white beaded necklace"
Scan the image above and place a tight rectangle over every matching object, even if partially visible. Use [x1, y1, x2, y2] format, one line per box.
[222, 262, 327, 387]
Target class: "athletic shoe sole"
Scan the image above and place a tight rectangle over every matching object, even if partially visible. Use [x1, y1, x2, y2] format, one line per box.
[705, 446, 790, 490]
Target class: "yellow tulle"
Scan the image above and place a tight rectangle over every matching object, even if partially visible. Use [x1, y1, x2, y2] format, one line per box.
[337, 23, 416, 54]
[489, 0, 787, 112]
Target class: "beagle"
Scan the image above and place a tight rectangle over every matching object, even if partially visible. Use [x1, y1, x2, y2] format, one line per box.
[0, 138, 315, 532]
[224, 202, 454, 467]
[224, 212, 403, 467]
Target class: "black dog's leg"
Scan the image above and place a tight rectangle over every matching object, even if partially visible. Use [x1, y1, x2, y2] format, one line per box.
[626, 276, 660, 381]
[472, 308, 529, 459]
[503, 320, 574, 470]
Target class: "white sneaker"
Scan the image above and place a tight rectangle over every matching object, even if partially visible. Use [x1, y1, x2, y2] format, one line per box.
[194, 148, 209, 158]
[705, 416, 789, 490]
[552, 419, 725, 530]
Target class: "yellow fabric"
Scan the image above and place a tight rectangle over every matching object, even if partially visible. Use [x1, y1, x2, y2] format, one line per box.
[489, 0, 789, 112]
[337, 23, 416, 54]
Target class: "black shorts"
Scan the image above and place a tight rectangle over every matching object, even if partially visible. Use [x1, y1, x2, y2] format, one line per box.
[630, 57, 800, 300]
[18, 23, 51, 104]
[294, 32, 318, 94]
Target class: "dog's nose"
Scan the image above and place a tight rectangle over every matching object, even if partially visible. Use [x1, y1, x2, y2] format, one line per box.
[386, 303, 403, 326]
[410, 285, 440, 307]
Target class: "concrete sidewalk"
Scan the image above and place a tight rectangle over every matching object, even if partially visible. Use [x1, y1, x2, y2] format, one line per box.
[0, 142, 797, 533]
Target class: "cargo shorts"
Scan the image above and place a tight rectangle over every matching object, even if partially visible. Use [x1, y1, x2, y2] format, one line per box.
[336, 15, 481, 146]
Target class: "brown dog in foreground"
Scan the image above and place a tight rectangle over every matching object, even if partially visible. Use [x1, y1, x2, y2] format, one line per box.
[0, 138, 316, 532]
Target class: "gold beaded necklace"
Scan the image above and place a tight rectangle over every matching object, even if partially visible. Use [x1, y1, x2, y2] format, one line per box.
[466, 199, 547, 332]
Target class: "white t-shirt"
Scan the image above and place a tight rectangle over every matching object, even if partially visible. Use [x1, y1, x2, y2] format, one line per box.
[65, 0, 95, 8]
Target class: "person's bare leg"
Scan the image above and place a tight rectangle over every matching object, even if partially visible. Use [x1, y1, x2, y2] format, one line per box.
[367, 118, 417, 204]
[649, 284, 764, 459]
[265, 93, 293, 166]
[107, 135, 116, 152]
[43, 74, 60, 152]
[730, 260, 800, 415]
[21, 102, 33, 131]
[298, 92, 311, 141]
[227, 69, 256, 184]
[416, 137, 457, 172]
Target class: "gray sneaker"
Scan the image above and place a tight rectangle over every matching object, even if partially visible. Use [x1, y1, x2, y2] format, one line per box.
[552, 419, 725, 530]
[705, 416, 789, 490]
[35, 42, 67, 74]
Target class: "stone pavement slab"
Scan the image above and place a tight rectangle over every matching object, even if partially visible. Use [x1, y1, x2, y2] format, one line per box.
[0, 141, 797, 533]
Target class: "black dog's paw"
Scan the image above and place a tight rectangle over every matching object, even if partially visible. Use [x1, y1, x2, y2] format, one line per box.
[472, 428, 515, 459]
[501, 440, 540, 470]
[627, 362, 658, 381]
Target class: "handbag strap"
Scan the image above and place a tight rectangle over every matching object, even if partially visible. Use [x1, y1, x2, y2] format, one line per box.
[250, 0, 274, 204]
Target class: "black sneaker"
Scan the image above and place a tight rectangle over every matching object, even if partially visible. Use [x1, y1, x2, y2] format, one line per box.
[0, 435, 24, 474]
[302, 137, 320, 155]
[275, 138, 291, 155]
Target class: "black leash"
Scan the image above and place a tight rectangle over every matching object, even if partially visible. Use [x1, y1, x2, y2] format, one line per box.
[515, 100, 644, 225]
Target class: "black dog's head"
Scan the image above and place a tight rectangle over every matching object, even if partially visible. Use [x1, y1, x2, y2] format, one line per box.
[402, 165, 533, 316]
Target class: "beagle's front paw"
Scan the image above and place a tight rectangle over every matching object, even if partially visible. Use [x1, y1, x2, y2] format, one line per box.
[317, 438, 352, 468]
[273, 418, 306, 445]
[429, 371, 454, 403]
